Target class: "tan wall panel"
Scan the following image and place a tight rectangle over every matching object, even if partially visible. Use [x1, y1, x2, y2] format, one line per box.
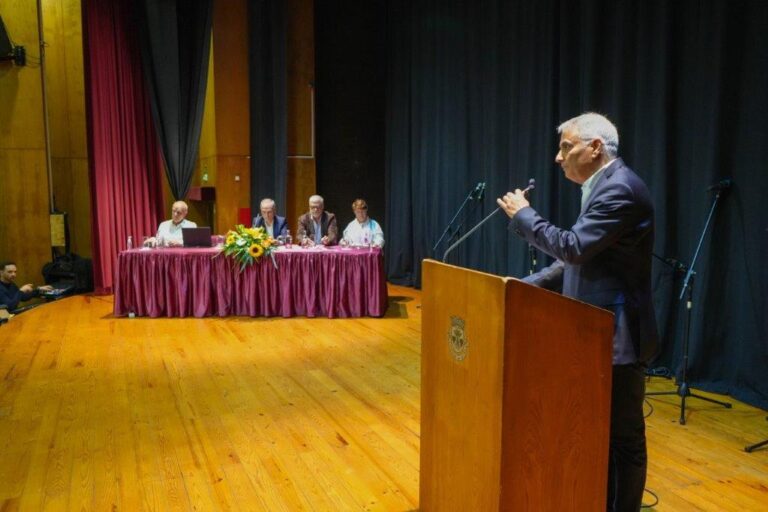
[199, 45, 218, 161]
[41, 0, 87, 157]
[0, 149, 52, 285]
[286, 158, 316, 234]
[62, 0, 87, 158]
[215, 156, 250, 233]
[42, 0, 69, 157]
[0, 1, 45, 150]
[287, 0, 315, 157]
[212, 0, 249, 157]
[285, 0, 316, 234]
[51, 157, 91, 257]
[0, 1, 51, 285]
[44, 0, 91, 259]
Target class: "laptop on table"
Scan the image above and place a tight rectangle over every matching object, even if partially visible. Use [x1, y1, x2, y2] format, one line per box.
[182, 227, 212, 247]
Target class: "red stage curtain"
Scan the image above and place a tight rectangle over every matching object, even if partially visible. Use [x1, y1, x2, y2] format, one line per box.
[83, 0, 165, 294]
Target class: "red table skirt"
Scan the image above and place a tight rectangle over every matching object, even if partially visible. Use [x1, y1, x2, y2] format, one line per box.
[113, 246, 388, 318]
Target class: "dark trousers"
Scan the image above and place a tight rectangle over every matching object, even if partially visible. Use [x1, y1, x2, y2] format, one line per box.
[607, 363, 647, 512]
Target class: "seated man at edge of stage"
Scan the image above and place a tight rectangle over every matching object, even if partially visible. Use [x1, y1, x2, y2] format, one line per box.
[0, 261, 53, 313]
[496, 112, 659, 512]
[145, 200, 197, 247]
[252, 198, 288, 238]
[297, 194, 338, 246]
[342, 198, 385, 247]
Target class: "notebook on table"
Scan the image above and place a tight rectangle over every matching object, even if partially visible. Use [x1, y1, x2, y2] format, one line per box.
[182, 227, 212, 247]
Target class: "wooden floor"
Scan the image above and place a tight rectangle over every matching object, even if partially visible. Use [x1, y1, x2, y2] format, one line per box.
[0, 285, 766, 511]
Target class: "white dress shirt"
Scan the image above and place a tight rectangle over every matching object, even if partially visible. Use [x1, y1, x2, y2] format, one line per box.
[581, 159, 615, 210]
[156, 219, 197, 244]
[343, 218, 384, 247]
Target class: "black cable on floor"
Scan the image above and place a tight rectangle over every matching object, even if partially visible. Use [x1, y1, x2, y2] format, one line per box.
[641, 488, 659, 508]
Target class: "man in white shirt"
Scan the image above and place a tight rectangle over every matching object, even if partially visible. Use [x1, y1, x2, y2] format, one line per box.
[147, 201, 197, 247]
[342, 199, 384, 247]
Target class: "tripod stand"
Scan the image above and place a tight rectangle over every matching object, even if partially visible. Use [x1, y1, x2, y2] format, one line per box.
[646, 187, 732, 425]
[744, 417, 768, 453]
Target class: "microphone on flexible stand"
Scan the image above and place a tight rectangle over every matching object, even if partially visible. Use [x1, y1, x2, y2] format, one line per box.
[442, 178, 535, 263]
[432, 180, 486, 254]
[706, 179, 732, 192]
[470, 181, 486, 200]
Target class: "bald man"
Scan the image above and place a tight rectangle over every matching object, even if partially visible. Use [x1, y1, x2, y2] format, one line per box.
[149, 201, 197, 247]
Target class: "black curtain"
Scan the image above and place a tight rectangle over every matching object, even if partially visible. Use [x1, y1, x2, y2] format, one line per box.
[248, 0, 287, 216]
[385, 0, 768, 408]
[137, 0, 213, 200]
[315, 1, 387, 229]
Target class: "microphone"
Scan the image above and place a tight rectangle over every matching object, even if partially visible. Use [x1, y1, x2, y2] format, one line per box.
[665, 257, 688, 273]
[472, 181, 486, 200]
[707, 179, 732, 192]
[522, 178, 536, 196]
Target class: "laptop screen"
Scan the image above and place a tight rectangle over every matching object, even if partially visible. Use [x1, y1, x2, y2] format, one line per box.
[182, 227, 212, 247]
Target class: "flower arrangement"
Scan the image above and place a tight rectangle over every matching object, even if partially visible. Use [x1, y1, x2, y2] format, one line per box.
[221, 225, 276, 270]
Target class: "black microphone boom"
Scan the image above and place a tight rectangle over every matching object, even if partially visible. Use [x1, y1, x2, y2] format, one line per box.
[442, 177, 535, 262]
[707, 178, 732, 192]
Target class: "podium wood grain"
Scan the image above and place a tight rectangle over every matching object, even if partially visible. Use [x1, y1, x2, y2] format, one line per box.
[420, 260, 614, 511]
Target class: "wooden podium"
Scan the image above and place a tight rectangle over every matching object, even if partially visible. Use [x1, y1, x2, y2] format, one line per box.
[420, 259, 614, 511]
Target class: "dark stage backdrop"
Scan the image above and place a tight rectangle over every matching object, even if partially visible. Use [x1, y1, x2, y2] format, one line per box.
[383, 0, 768, 408]
[248, 0, 287, 216]
[315, 1, 387, 231]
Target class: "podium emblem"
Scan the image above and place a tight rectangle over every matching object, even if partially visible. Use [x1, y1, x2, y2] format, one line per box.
[448, 316, 468, 361]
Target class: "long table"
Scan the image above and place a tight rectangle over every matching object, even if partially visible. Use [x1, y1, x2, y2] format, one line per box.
[113, 246, 388, 318]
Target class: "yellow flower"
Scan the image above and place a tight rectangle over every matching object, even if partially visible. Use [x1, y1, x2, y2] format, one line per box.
[263, 238, 272, 248]
[226, 235, 236, 246]
[248, 243, 264, 259]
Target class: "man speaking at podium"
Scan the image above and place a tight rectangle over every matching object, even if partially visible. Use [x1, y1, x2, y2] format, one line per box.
[497, 112, 658, 512]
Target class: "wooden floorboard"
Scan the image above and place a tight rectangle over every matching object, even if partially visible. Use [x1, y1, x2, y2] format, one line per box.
[0, 286, 765, 511]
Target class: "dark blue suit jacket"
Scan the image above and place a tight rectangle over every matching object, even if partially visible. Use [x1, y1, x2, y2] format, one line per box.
[511, 158, 659, 364]
[252, 215, 289, 238]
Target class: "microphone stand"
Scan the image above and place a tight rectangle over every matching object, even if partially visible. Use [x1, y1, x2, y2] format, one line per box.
[443, 208, 501, 263]
[646, 188, 731, 425]
[528, 244, 537, 275]
[744, 417, 768, 453]
[432, 184, 481, 255]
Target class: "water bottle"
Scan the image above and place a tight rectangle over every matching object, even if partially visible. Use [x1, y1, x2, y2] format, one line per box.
[127, 235, 133, 250]
[285, 229, 292, 248]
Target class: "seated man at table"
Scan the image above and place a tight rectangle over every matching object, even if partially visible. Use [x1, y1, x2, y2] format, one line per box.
[0, 261, 52, 313]
[297, 195, 338, 246]
[145, 201, 197, 247]
[252, 198, 288, 238]
[342, 198, 385, 247]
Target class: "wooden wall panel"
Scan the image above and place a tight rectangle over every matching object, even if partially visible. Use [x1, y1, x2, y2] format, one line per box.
[43, 0, 91, 258]
[212, 0, 249, 157]
[0, 0, 51, 285]
[0, 3, 45, 150]
[287, 0, 315, 157]
[286, 0, 316, 233]
[51, 157, 91, 257]
[215, 156, 251, 233]
[287, 158, 317, 234]
[0, 150, 52, 285]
